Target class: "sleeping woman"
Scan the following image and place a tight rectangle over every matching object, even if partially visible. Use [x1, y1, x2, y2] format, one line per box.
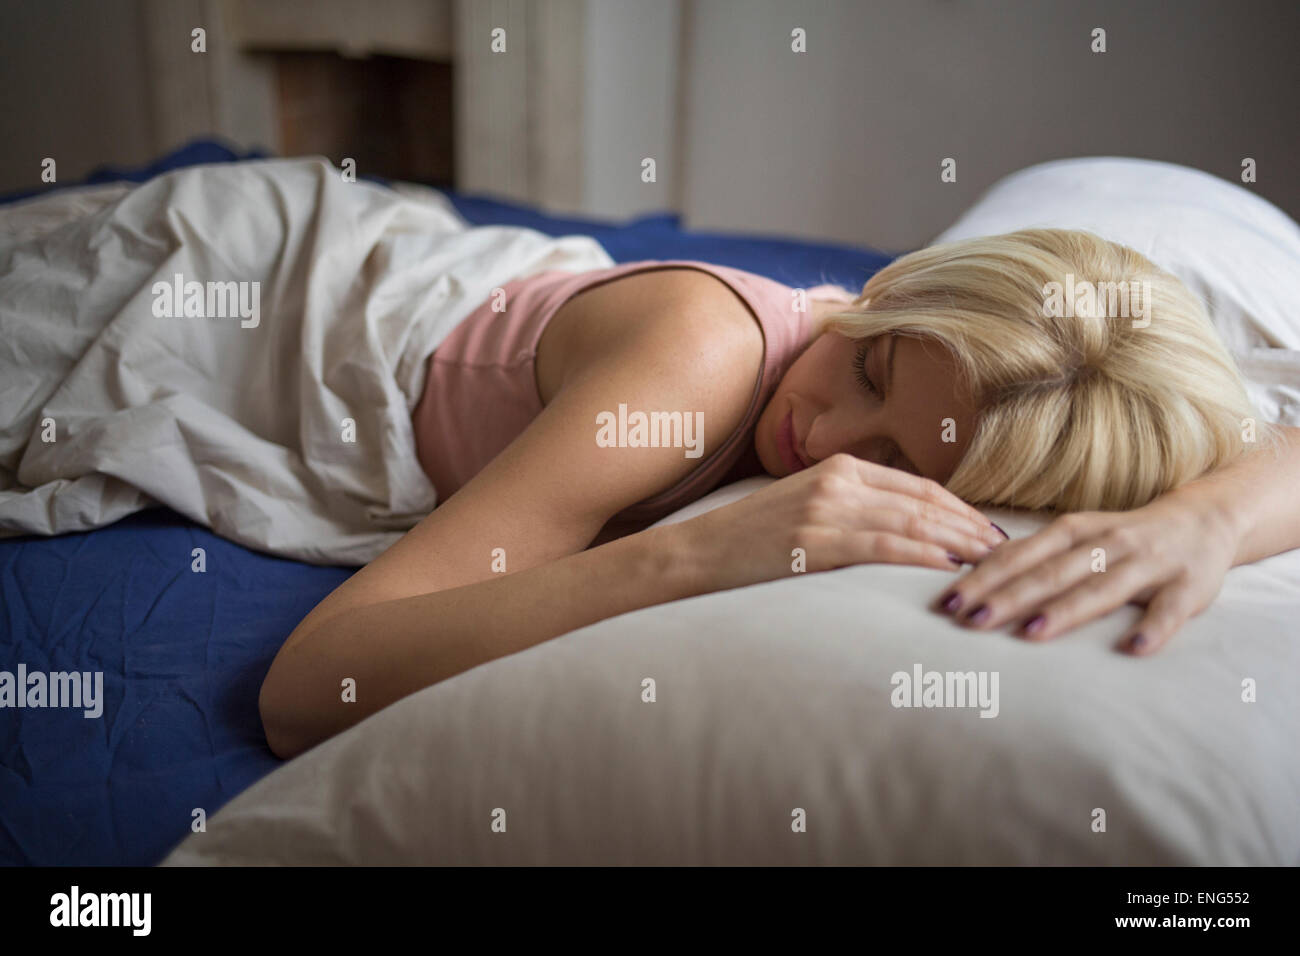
[259, 227, 1300, 758]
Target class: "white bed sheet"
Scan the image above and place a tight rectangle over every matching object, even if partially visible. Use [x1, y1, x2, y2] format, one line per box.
[0, 159, 614, 564]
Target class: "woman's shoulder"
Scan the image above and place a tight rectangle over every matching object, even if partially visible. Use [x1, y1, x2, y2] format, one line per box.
[535, 262, 766, 405]
[550, 260, 771, 336]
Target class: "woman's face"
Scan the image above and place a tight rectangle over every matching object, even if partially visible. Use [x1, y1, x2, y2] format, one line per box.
[756, 330, 979, 484]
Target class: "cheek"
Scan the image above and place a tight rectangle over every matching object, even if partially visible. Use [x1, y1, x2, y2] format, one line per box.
[768, 335, 855, 420]
[818, 347, 860, 407]
[797, 344, 847, 392]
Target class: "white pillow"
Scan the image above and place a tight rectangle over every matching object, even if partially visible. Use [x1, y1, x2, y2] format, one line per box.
[163, 479, 1300, 865]
[932, 157, 1300, 425]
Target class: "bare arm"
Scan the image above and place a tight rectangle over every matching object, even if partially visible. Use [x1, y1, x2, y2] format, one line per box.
[261, 519, 704, 757]
[262, 456, 999, 759]
[259, 273, 767, 758]
[937, 425, 1300, 653]
[260, 273, 1000, 758]
[1190, 425, 1300, 567]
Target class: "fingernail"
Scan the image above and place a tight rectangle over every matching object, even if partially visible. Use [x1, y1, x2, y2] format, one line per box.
[964, 603, 991, 625]
[991, 522, 1009, 540]
[1126, 632, 1148, 652]
[947, 551, 964, 567]
[1020, 613, 1046, 638]
[937, 590, 962, 614]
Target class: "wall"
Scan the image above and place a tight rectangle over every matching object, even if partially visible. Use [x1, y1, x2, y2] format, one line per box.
[5, 0, 1297, 248]
[583, 0, 681, 219]
[677, 0, 1300, 250]
[0, 0, 158, 192]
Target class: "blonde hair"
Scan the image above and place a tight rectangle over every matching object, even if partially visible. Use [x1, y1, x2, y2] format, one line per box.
[822, 228, 1263, 512]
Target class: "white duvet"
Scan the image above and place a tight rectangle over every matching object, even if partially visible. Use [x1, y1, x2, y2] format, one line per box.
[0, 158, 613, 564]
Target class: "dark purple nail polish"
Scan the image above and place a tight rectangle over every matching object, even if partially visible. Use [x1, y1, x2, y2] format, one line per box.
[937, 590, 962, 614]
[1127, 632, 1148, 652]
[991, 522, 1009, 540]
[1021, 613, 1046, 638]
[965, 603, 991, 625]
[947, 551, 963, 567]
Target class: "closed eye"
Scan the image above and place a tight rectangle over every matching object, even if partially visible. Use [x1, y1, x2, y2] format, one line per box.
[853, 339, 880, 398]
[852, 337, 921, 476]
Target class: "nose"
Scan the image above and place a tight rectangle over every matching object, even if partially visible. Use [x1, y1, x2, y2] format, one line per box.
[805, 407, 882, 464]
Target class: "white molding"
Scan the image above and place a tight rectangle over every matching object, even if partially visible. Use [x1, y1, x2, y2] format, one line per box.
[455, 0, 586, 209]
[139, 0, 278, 155]
[528, 0, 586, 210]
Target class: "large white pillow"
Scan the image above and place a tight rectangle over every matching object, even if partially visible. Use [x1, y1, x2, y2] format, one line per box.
[932, 157, 1300, 426]
[163, 478, 1300, 866]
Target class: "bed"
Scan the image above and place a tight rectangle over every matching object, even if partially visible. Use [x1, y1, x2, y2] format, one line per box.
[156, 155, 1300, 866]
[5, 147, 1298, 867]
[0, 141, 892, 866]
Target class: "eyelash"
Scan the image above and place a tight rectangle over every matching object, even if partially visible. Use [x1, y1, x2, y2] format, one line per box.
[853, 340, 881, 398]
[852, 339, 908, 471]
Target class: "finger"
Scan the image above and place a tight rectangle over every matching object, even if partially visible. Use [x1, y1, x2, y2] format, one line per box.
[1005, 557, 1162, 642]
[805, 467, 999, 550]
[952, 542, 1103, 630]
[1117, 584, 1197, 656]
[853, 507, 994, 564]
[843, 456, 994, 531]
[847, 486, 1003, 552]
[936, 514, 1120, 616]
[954, 524, 1153, 630]
[831, 530, 966, 573]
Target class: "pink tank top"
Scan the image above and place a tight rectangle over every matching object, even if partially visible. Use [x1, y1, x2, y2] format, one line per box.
[411, 260, 851, 526]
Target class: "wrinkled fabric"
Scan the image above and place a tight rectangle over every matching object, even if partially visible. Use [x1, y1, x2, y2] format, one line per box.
[0, 509, 351, 866]
[0, 158, 613, 564]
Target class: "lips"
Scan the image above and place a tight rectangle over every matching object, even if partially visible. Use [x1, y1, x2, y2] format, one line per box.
[778, 409, 810, 473]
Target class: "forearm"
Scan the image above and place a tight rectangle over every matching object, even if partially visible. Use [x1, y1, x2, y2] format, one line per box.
[260, 520, 709, 758]
[1168, 425, 1300, 567]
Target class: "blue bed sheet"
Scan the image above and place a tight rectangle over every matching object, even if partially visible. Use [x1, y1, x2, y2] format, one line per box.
[0, 141, 895, 866]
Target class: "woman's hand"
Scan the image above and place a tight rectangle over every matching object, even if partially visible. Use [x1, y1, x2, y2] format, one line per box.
[682, 453, 1006, 592]
[935, 488, 1241, 654]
